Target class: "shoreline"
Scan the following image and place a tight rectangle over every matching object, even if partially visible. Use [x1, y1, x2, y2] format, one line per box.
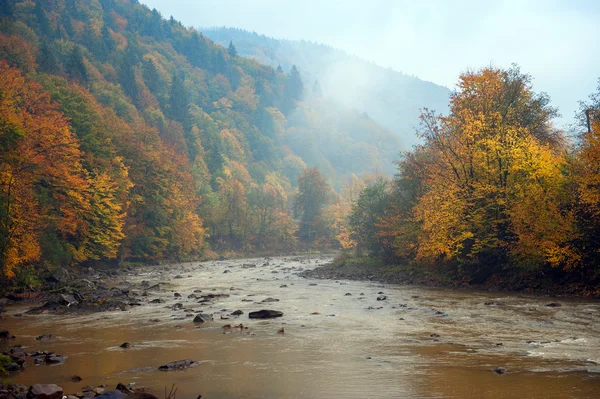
[299, 257, 600, 299]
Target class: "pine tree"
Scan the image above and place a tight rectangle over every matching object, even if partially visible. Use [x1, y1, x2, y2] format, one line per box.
[38, 41, 61, 74]
[118, 46, 138, 103]
[142, 58, 162, 96]
[227, 40, 237, 57]
[276, 64, 283, 73]
[65, 45, 87, 82]
[168, 71, 190, 128]
[285, 65, 303, 101]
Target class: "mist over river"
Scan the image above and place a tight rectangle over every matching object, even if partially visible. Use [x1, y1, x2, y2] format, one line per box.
[2, 255, 599, 398]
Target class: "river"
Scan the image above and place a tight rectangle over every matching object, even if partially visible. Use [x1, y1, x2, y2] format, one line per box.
[1, 255, 599, 398]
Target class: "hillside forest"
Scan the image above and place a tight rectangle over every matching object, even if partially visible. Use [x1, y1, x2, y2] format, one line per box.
[204, 27, 450, 148]
[0, 0, 599, 294]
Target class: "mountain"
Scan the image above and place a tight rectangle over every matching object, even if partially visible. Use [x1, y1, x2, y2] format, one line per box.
[0, 0, 407, 277]
[204, 27, 451, 147]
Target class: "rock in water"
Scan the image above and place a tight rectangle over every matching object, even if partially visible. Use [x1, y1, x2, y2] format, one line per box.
[0, 330, 15, 339]
[158, 359, 199, 371]
[193, 314, 214, 323]
[492, 367, 506, 374]
[377, 295, 387, 301]
[119, 342, 131, 349]
[93, 391, 128, 399]
[27, 384, 63, 399]
[231, 310, 243, 315]
[249, 310, 283, 319]
[127, 393, 160, 399]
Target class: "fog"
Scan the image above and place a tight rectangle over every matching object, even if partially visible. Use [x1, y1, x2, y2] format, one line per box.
[141, 0, 600, 131]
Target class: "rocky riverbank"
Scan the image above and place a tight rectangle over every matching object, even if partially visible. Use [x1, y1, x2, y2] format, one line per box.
[300, 255, 600, 298]
[0, 381, 166, 399]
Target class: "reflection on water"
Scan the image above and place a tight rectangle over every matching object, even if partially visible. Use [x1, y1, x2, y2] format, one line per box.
[1, 255, 599, 398]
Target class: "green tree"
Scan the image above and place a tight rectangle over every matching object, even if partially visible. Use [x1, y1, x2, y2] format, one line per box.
[168, 71, 189, 127]
[349, 177, 390, 255]
[65, 45, 87, 83]
[285, 65, 303, 101]
[294, 168, 330, 243]
[38, 41, 61, 74]
[227, 40, 237, 57]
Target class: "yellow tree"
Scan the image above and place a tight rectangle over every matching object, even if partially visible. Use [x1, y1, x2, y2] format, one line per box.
[411, 66, 576, 270]
[0, 61, 89, 278]
[570, 96, 600, 271]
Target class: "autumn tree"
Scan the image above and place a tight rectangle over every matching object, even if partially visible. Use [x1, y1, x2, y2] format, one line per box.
[349, 177, 390, 255]
[0, 62, 90, 279]
[294, 168, 331, 243]
[570, 82, 600, 271]
[403, 66, 576, 272]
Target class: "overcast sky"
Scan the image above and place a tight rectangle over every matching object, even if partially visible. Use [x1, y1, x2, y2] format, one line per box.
[140, 0, 600, 129]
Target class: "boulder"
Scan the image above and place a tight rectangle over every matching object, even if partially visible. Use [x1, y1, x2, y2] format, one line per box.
[193, 314, 214, 323]
[4, 363, 20, 372]
[158, 359, 199, 371]
[376, 295, 387, 301]
[93, 391, 128, 399]
[0, 330, 15, 339]
[6, 384, 27, 399]
[59, 294, 77, 307]
[231, 310, 243, 316]
[249, 310, 283, 319]
[127, 393, 160, 399]
[119, 342, 131, 349]
[50, 268, 71, 284]
[261, 298, 279, 303]
[27, 384, 63, 399]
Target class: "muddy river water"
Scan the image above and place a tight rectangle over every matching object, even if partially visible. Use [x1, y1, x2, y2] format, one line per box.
[2, 255, 599, 398]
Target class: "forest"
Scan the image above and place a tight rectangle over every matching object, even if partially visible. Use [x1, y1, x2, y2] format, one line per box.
[0, 0, 599, 294]
[0, 0, 400, 284]
[204, 27, 450, 148]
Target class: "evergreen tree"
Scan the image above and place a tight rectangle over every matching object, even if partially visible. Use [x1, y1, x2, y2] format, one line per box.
[294, 168, 331, 243]
[210, 48, 228, 74]
[118, 48, 138, 103]
[65, 45, 87, 82]
[185, 31, 209, 69]
[38, 41, 61, 74]
[276, 64, 283, 73]
[100, 23, 115, 60]
[142, 58, 162, 96]
[227, 40, 237, 57]
[34, 2, 52, 37]
[168, 71, 190, 128]
[285, 65, 304, 101]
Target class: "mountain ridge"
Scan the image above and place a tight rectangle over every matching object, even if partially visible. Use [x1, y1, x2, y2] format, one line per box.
[204, 26, 451, 147]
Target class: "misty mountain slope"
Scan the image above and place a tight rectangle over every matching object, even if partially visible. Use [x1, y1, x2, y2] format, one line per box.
[204, 27, 451, 147]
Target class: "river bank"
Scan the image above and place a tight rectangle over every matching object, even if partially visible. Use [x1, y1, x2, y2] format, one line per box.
[300, 255, 600, 298]
[1, 254, 599, 398]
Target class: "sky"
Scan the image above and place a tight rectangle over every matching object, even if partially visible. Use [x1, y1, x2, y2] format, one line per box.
[140, 0, 600, 130]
